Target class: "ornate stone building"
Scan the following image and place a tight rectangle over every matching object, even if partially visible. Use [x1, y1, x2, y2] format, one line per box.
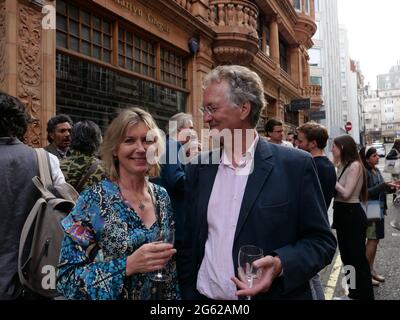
[0, 0, 321, 146]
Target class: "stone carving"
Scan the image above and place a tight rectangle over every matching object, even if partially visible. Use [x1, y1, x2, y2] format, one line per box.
[0, 0, 6, 90]
[213, 46, 254, 66]
[199, 39, 213, 57]
[18, 5, 42, 147]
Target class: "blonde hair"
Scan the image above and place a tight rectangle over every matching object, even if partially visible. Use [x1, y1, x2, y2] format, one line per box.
[101, 107, 165, 180]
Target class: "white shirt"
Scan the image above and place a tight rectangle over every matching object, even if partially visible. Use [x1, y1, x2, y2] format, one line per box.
[196, 135, 259, 300]
[48, 153, 66, 186]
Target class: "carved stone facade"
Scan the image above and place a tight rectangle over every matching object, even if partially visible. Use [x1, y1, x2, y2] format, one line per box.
[1, 0, 320, 143]
[0, 0, 6, 91]
[17, 5, 42, 147]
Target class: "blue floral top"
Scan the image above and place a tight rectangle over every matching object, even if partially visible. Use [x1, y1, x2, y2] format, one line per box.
[56, 179, 180, 300]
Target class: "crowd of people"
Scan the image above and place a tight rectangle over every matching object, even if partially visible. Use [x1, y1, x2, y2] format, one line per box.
[0, 64, 398, 301]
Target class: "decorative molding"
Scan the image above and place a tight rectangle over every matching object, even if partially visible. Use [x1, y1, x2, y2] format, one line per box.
[213, 46, 256, 66]
[0, 0, 6, 90]
[18, 4, 42, 147]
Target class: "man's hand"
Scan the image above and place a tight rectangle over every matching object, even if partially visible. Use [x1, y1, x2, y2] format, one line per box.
[231, 256, 282, 297]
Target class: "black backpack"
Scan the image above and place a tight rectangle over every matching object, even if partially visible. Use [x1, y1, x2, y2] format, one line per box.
[18, 148, 78, 298]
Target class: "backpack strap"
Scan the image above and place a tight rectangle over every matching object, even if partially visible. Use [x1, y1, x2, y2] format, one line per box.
[34, 148, 53, 189]
[74, 159, 101, 193]
[18, 197, 46, 289]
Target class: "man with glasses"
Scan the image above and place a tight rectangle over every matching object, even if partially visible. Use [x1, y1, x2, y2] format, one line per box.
[178, 65, 336, 300]
[264, 118, 293, 147]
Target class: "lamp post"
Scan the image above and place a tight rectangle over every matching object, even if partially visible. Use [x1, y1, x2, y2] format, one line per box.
[362, 110, 367, 146]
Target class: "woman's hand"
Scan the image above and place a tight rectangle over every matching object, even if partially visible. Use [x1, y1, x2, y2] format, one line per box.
[126, 243, 176, 276]
[386, 182, 398, 190]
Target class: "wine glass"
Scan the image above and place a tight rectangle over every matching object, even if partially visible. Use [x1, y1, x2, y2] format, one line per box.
[238, 245, 264, 300]
[150, 228, 175, 282]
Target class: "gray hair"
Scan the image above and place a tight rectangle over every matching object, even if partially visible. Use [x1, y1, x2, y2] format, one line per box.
[203, 65, 266, 127]
[167, 112, 193, 136]
[71, 120, 102, 155]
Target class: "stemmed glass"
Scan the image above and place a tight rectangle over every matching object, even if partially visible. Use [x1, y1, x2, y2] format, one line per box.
[238, 245, 264, 300]
[150, 228, 175, 282]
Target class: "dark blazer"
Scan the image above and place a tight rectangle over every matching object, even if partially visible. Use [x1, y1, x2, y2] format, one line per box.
[44, 143, 71, 160]
[152, 138, 186, 246]
[177, 139, 337, 300]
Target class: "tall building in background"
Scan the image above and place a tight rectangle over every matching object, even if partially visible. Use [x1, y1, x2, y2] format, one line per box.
[363, 90, 382, 143]
[339, 26, 361, 144]
[309, 0, 343, 143]
[377, 63, 400, 143]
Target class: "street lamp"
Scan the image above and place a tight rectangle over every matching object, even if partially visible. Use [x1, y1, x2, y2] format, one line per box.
[362, 111, 367, 146]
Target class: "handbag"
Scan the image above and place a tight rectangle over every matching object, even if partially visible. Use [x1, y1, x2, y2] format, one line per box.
[361, 200, 382, 221]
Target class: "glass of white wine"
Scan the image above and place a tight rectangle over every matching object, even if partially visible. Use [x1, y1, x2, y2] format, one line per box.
[150, 228, 175, 282]
[238, 245, 264, 300]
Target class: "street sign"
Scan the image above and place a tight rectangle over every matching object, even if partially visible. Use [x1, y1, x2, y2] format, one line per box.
[310, 111, 326, 120]
[288, 98, 311, 112]
[345, 121, 352, 132]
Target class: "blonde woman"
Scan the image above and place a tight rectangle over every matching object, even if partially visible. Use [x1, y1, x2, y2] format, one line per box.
[57, 107, 179, 300]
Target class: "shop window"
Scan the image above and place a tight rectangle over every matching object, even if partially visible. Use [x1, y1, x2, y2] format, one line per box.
[56, 0, 112, 63]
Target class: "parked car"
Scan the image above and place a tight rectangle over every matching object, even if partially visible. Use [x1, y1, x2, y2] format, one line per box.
[372, 142, 386, 157]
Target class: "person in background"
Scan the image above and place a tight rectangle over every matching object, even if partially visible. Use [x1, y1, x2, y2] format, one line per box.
[152, 112, 197, 249]
[60, 120, 106, 193]
[264, 119, 293, 148]
[297, 123, 336, 210]
[359, 146, 397, 286]
[296, 122, 337, 300]
[0, 92, 65, 300]
[44, 114, 73, 159]
[287, 132, 298, 148]
[386, 139, 400, 230]
[57, 107, 179, 300]
[332, 135, 374, 300]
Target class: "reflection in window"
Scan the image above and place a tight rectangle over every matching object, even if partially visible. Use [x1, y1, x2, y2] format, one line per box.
[293, 0, 301, 12]
[56, 0, 112, 63]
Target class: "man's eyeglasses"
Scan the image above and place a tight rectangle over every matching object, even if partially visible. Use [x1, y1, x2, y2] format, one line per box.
[199, 106, 216, 116]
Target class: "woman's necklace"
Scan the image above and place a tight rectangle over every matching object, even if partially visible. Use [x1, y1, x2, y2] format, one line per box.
[138, 200, 145, 211]
[118, 182, 147, 212]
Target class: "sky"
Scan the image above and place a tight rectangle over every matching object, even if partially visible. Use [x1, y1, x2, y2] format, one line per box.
[337, 0, 400, 89]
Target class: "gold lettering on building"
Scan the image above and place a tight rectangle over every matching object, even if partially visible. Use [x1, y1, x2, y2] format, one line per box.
[147, 14, 170, 34]
[114, 0, 143, 17]
[113, 0, 170, 34]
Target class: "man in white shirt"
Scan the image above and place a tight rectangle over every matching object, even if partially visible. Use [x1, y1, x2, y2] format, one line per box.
[177, 65, 336, 300]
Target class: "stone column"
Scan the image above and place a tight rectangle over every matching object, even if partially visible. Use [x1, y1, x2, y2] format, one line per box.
[290, 45, 301, 86]
[191, 37, 213, 137]
[269, 16, 279, 64]
[1, 0, 56, 147]
[1, 0, 17, 95]
[191, 0, 209, 23]
[310, 0, 316, 20]
[41, 0, 56, 147]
